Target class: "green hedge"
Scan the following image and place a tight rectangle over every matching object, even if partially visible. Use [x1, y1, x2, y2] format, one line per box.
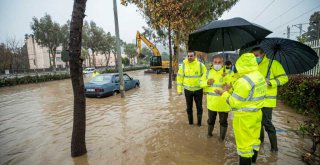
[0, 66, 148, 87]
[278, 75, 320, 114]
[0, 73, 71, 87]
[102, 66, 148, 73]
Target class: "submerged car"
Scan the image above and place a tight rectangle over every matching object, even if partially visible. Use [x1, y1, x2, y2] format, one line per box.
[84, 73, 140, 97]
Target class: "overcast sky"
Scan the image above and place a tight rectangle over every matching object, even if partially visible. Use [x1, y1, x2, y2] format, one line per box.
[0, 0, 319, 47]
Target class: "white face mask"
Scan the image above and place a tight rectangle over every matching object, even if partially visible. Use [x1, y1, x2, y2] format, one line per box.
[213, 64, 222, 70]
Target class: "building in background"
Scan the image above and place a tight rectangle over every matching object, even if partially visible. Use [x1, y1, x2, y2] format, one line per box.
[83, 53, 116, 68]
[26, 36, 117, 69]
[26, 36, 66, 69]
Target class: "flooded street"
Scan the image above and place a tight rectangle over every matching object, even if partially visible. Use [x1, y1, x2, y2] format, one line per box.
[0, 70, 311, 165]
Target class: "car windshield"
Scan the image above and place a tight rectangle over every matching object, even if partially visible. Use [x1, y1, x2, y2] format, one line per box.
[91, 75, 112, 83]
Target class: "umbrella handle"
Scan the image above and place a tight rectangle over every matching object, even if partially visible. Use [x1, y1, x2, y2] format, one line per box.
[266, 51, 277, 79]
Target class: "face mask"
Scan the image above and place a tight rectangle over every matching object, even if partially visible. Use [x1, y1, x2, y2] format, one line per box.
[213, 64, 222, 70]
[256, 57, 262, 63]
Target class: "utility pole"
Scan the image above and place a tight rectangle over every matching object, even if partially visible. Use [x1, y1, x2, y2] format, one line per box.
[292, 23, 308, 39]
[113, 0, 125, 98]
[287, 26, 290, 39]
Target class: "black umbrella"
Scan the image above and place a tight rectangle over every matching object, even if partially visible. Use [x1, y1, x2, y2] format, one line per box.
[240, 37, 319, 74]
[188, 17, 272, 53]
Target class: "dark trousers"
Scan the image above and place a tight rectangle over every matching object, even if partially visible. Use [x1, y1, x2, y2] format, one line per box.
[207, 110, 228, 127]
[261, 107, 276, 134]
[184, 89, 203, 116]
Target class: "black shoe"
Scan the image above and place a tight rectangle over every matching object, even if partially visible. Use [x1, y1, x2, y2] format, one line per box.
[268, 132, 278, 152]
[197, 114, 202, 127]
[219, 126, 227, 141]
[251, 150, 258, 163]
[239, 156, 252, 165]
[260, 126, 264, 143]
[188, 114, 193, 125]
[207, 125, 214, 137]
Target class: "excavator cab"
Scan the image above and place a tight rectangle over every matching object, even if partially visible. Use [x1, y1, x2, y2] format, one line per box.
[150, 56, 162, 68]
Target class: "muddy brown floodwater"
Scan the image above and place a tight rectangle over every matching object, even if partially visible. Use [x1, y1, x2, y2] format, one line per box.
[0, 70, 312, 165]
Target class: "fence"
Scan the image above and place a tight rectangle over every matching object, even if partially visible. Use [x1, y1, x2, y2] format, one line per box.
[304, 39, 320, 76]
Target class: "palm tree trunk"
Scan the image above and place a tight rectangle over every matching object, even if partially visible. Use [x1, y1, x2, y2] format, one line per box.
[106, 52, 110, 67]
[69, 0, 87, 157]
[114, 53, 118, 71]
[92, 50, 96, 67]
[52, 48, 57, 72]
[48, 49, 53, 68]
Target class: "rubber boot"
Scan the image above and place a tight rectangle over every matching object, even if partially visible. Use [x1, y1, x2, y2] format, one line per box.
[239, 156, 252, 165]
[207, 125, 214, 137]
[188, 114, 193, 125]
[269, 133, 278, 152]
[260, 126, 264, 143]
[197, 114, 202, 127]
[219, 126, 227, 141]
[251, 150, 258, 163]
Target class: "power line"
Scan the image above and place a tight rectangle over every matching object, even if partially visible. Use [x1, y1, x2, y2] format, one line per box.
[272, 4, 320, 32]
[265, 0, 304, 25]
[254, 0, 276, 21]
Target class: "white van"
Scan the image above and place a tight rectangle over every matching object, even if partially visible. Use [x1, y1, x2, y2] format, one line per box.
[83, 68, 95, 74]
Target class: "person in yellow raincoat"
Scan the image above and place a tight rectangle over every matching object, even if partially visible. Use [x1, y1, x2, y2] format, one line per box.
[92, 70, 100, 78]
[200, 55, 233, 140]
[252, 47, 288, 152]
[215, 53, 267, 164]
[177, 51, 207, 126]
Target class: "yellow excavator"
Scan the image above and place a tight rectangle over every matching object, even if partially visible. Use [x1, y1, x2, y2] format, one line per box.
[136, 31, 170, 74]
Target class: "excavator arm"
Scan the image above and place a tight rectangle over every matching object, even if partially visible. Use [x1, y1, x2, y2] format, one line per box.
[136, 31, 160, 57]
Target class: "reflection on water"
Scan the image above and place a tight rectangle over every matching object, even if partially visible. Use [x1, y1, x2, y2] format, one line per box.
[0, 70, 311, 165]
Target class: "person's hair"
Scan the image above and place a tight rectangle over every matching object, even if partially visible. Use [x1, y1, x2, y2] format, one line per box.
[212, 54, 224, 61]
[225, 61, 232, 66]
[187, 51, 196, 56]
[251, 47, 264, 54]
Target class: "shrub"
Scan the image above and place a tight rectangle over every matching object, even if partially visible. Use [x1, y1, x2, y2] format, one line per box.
[0, 73, 71, 87]
[278, 75, 320, 114]
[102, 66, 148, 73]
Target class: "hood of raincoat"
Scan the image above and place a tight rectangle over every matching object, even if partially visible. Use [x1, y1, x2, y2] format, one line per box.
[235, 53, 258, 76]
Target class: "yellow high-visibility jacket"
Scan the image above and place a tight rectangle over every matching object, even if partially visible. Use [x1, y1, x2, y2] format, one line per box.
[92, 72, 100, 78]
[258, 56, 288, 107]
[177, 58, 207, 93]
[201, 67, 233, 112]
